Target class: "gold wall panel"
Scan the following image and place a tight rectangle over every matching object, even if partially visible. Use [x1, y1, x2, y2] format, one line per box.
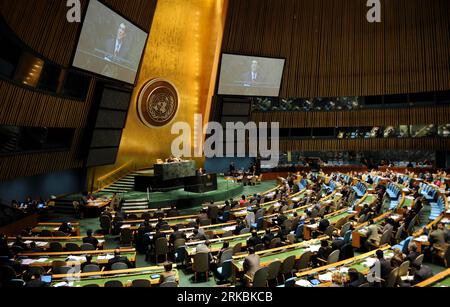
[90, 0, 228, 187]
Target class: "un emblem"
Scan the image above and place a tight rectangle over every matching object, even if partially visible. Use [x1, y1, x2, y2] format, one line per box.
[137, 78, 179, 127]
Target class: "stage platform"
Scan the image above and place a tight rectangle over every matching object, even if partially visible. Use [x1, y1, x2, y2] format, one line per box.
[61, 176, 254, 210]
[122, 176, 241, 208]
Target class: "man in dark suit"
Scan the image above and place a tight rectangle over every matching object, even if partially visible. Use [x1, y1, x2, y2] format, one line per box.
[359, 204, 371, 217]
[155, 217, 168, 230]
[428, 223, 446, 245]
[58, 221, 73, 235]
[229, 162, 236, 176]
[247, 230, 262, 248]
[411, 261, 434, 285]
[12, 236, 29, 251]
[262, 228, 274, 248]
[82, 230, 99, 249]
[152, 228, 167, 247]
[243, 247, 260, 285]
[169, 225, 186, 247]
[331, 234, 345, 251]
[315, 240, 332, 266]
[345, 268, 366, 287]
[242, 60, 265, 87]
[135, 222, 152, 254]
[80, 254, 99, 271]
[374, 250, 392, 284]
[318, 216, 330, 233]
[191, 228, 207, 241]
[108, 249, 134, 270]
[406, 242, 420, 263]
[105, 23, 130, 60]
[233, 219, 246, 236]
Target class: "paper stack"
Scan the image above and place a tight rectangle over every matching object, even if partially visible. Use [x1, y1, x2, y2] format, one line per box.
[21, 259, 35, 265]
[318, 273, 333, 282]
[295, 279, 312, 287]
[362, 257, 377, 268]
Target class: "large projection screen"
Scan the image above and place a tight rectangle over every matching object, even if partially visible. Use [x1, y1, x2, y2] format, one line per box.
[72, 0, 148, 84]
[218, 54, 285, 97]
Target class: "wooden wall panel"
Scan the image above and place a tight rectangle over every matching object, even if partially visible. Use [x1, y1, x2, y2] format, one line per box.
[0, 0, 158, 182]
[222, 0, 450, 97]
[280, 138, 450, 152]
[0, 80, 94, 128]
[0, 79, 95, 182]
[0, 0, 157, 67]
[251, 106, 450, 128]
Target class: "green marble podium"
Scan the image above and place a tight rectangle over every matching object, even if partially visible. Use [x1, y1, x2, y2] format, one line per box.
[154, 160, 196, 181]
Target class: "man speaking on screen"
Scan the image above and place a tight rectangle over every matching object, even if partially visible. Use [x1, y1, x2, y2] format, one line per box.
[242, 60, 265, 87]
[105, 23, 130, 61]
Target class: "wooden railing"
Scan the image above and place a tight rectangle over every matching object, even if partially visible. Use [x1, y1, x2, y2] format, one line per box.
[95, 161, 136, 193]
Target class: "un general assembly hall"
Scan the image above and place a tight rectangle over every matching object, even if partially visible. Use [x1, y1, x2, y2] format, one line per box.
[0, 0, 450, 294]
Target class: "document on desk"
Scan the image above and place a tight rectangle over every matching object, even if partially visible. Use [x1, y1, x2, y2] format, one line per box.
[97, 254, 114, 261]
[362, 258, 377, 268]
[359, 228, 368, 235]
[121, 224, 131, 229]
[222, 226, 236, 232]
[21, 259, 35, 265]
[266, 192, 275, 199]
[401, 275, 414, 281]
[35, 242, 48, 247]
[53, 282, 69, 288]
[295, 279, 313, 287]
[35, 258, 49, 263]
[67, 256, 87, 262]
[318, 273, 333, 282]
[440, 217, 450, 224]
[414, 235, 429, 242]
[306, 245, 321, 252]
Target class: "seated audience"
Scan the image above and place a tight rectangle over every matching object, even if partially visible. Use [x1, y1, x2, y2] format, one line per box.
[108, 249, 134, 269]
[159, 262, 177, 284]
[82, 230, 99, 248]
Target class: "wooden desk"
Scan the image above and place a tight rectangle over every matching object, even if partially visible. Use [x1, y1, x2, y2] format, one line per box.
[32, 222, 80, 236]
[185, 227, 280, 256]
[51, 266, 179, 287]
[303, 207, 355, 240]
[415, 268, 450, 287]
[7, 236, 105, 250]
[231, 237, 326, 284]
[18, 248, 136, 268]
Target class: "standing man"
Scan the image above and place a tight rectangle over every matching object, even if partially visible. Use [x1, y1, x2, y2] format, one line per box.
[242, 60, 264, 86]
[105, 23, 130, 60]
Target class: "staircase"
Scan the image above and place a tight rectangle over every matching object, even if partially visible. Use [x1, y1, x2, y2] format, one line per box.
[102, 173, 136, 193]
[52, 170, 153, 214]
[121, 198, 149, 211]
[53, 198, 77, 214]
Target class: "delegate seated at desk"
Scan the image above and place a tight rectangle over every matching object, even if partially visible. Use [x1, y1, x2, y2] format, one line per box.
[107, 249, 134, 270]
